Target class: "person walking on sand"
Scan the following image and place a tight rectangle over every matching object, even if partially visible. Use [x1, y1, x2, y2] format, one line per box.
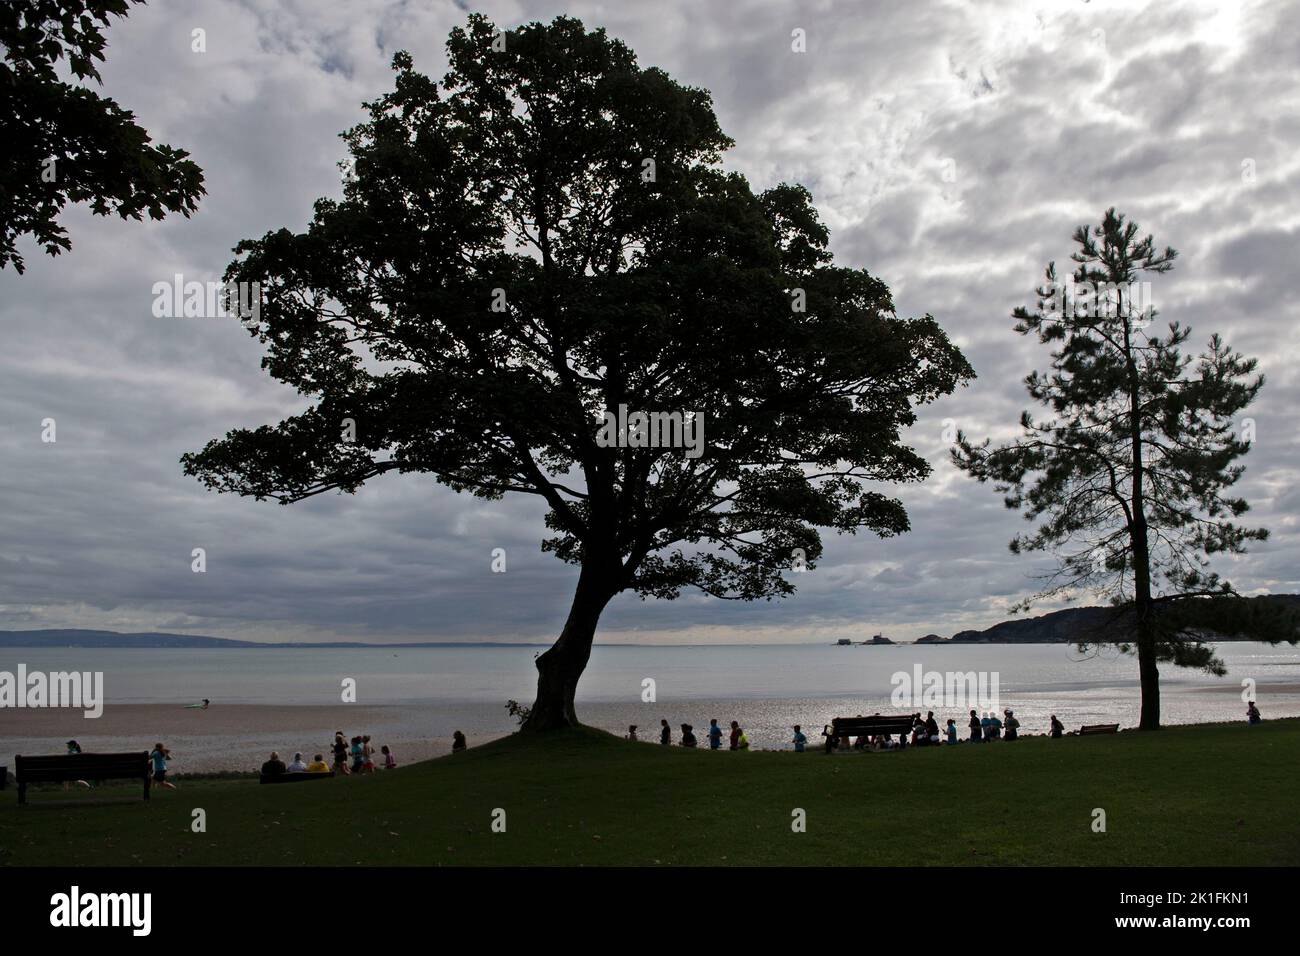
[792, 725, 807, 752]
[150, 743, 177, 790]
[660, 719, 671, 746]
[452, 731, 467, 752]
[381, 745, 397, 769]
[969, 710, 982, 743]
[708, 719, 723, 750]
[729, 720, 741, 751]
[287, 752, 308, 773]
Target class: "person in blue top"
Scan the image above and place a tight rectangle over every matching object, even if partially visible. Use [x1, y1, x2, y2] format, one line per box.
[792, 725, 807, 752]
[707, 719, 723, 750]
[980, 712, 992, 741]
[150, 742, 177, 790]
[945, 719, 958, 744]
[989, 712, 1003, 740]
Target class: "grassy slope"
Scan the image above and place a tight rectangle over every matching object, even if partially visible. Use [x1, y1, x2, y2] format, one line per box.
[2, 720, 1297, 866]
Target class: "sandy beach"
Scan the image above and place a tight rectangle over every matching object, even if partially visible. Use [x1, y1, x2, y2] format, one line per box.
[1, 703, 478, 773]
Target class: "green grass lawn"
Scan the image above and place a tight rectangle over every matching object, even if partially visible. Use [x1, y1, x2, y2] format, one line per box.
[3, 719, 1297, 866]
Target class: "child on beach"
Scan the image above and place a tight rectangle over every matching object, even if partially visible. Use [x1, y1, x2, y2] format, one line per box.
[945, 719, 958, 744]
[381, 745, 396, 769]
[708, 719, 723, 750]
[792, 725, 807, 752]
[350, 736, 365, 773]
[150, 743, 177, 790]
[361, 735, 376, 774]
[332, 733, 351, 774]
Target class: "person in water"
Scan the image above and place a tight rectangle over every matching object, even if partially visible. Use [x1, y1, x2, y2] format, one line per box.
[680, 723, 697, 748]
[452, 731, 467, 752]
[792, 725, 807, 752]
[1049, 714, 1064, 738]
[969, 710, 982, 743]
[660, 719, 671, 746]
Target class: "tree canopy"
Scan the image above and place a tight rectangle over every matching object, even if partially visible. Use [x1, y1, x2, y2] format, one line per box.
[1, 0, 204, 272]
[182, 15, 973, 728]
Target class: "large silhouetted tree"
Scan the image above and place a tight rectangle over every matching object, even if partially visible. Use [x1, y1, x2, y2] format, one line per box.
[1, 0, 204, 272]
[182, 16, 973, 730]
[954, 209, 1294, 730]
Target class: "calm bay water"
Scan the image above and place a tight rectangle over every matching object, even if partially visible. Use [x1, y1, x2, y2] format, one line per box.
[3, 642, 1298, 771]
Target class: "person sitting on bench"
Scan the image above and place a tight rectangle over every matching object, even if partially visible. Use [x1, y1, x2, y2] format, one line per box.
[306, 753, 330, 772]
[261, 751, 287, 777]
[287, 752, 309, 773]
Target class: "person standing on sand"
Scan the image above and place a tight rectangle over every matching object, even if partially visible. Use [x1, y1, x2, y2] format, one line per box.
[452, 731, 467, 752]
[150, 743, 177, 790]
[969, 710, 982, 743]
[660, 719, 671, 746]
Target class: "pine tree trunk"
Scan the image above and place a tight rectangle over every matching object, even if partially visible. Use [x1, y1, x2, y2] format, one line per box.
[522, 562, 616, 732]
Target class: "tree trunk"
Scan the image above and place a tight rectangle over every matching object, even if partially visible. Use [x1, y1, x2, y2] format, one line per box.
[522, 562, 616, 732]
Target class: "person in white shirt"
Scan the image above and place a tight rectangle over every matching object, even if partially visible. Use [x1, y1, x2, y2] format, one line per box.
[287, 752, 309, 773]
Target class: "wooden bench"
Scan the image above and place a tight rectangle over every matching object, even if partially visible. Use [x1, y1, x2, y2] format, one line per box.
[14, 752, 150, 805]
[822, 713, 919, 753]
[259, 771, 335, 785]
[1079, 723, 1120, 735]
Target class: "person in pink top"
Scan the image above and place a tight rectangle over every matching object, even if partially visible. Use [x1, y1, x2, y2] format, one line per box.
[381, 745, 397, 769]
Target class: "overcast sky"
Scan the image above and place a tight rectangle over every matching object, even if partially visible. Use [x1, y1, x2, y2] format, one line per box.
[1, 0, 1297, 644]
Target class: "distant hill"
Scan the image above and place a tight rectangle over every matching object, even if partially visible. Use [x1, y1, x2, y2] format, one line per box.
[0, 629, 546, 648]
[942, 594, 1300, 645]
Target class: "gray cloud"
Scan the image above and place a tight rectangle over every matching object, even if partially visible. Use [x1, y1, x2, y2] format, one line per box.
[1, 0, 1296, 643]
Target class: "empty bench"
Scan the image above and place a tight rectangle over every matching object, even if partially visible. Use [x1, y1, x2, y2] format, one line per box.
[259, 771, 335, 785]
[14, 752, 151, 805]
[822, 713, 919, 753]
[1079, 723, 1120, 736]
